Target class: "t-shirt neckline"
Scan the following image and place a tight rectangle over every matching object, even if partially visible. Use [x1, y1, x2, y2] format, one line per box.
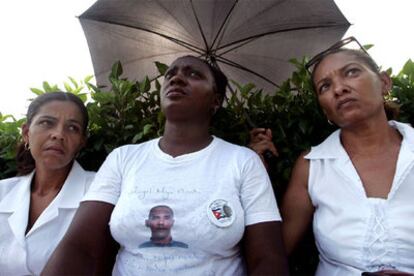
[153, 136, 218, 162]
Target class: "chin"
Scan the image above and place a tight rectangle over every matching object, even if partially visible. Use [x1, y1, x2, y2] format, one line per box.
[335, 112, 366, 127]
[338, 118, 367, 129]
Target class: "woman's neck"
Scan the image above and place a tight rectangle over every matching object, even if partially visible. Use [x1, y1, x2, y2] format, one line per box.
[160, 121, 212, 157]
[32, 163, 72, 196]
[340, 118, 401, 157]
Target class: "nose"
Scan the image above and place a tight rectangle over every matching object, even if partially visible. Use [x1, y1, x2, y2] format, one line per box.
[51, 126, 65, 141]
[169, 71, 187, 86]
[332, 78, 349, 97]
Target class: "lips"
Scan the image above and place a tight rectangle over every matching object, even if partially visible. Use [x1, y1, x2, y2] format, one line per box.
[166, 87, 187, 97]
[156, 227, 169, 230]
[45, 145, 65, 154]
[337, 98, 356, 110]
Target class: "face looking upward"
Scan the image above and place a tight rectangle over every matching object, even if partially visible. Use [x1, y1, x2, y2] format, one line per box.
[161, 56, 221, 122]
[312, 51, 391, 128]
[22, 100, 86, 172]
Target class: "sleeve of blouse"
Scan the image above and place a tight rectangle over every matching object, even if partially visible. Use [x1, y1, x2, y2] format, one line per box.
[241, 152, 281, 226]
[82, 147, 124, 205]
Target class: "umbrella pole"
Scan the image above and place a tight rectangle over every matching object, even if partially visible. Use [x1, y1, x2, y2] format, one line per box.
[210, 59, 277, 165]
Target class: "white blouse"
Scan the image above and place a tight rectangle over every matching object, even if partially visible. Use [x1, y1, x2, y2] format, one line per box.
[0, 162, 95, 276]
[306, 121, 414, 275]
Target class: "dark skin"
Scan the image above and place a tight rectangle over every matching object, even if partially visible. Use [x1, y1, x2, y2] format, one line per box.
[160, 56, 221, 156]
[41, 201, 116, 275]
[42, 56, 289, 275]
[242, 221, 289, 275]
[248, 128, 278, 169]
[163, 57, 288, 274]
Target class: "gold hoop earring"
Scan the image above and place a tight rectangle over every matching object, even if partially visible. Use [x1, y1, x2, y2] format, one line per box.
[387, 90, 392, 97]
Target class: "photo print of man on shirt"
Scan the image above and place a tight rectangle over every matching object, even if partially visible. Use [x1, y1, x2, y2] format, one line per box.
[139, 205, 188, 248]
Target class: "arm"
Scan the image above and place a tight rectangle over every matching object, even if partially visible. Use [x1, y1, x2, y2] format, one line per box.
[281, 152, 314, 255]
[239, 151, 288, 275]
[42, 201, 116, 275]
[242, 221, 289, 275]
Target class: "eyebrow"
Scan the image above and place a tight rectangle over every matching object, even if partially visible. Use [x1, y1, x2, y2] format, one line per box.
[315, 62, 362, 87]
[36, 115, 82, 125]
[166, 64, 203, 74]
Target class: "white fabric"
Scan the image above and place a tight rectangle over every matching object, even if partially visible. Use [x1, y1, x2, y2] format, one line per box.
[305, 121, 414, 276]
[0, 161, 95, 276]
[83, 136, 281, 276]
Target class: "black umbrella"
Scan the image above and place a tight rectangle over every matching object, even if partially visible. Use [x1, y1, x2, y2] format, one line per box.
[79, 0, 349, 92]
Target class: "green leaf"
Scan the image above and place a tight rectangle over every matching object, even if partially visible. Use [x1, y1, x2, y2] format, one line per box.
[401, 59, 414, 80]
[68, 77, 79, 89]
[155, 61, 168, 75]
[143, 124, 152, 135]
[30, 88, 44, 96]
[363, 43, 374, 51]
[84, 75, 94, 83]
[64, 82, 72, 93]
[132, 132, 143, 143]
[140, 77, 151, 93]
[78, 93, 87, 103]
[110, 61, 123, 80]
[155, 79, 161, 91]
[86, 82, 100, 93]
[240, 83, 256, 97]
[42, 81, 53, 92]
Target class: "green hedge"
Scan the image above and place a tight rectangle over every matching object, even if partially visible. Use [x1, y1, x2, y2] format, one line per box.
[1, 58, 413, 274]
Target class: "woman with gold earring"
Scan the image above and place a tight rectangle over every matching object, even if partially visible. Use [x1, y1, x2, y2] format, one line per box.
[0, 92, 96, 275]
[250, 37, 414, 275]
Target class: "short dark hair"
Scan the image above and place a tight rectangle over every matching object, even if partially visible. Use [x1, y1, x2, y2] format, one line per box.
[16, 92, 89, 175]
[148, 205, 174, 218]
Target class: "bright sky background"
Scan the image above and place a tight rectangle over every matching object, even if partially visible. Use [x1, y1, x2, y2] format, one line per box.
[0, 0, 412, 119]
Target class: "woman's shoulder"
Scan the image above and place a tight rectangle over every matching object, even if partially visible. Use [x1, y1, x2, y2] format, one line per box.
[0, 174, 30, 199]
[390, 120, 414, 142]
[305, 129, 342, 160]
[214, 136, 258, 158]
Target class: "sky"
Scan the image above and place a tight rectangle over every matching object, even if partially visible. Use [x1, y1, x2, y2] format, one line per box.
[0, 0, 413, 119]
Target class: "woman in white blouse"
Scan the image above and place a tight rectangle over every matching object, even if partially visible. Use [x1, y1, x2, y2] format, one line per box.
[0, 92, 96, 275]
[250, 37, 414, 275]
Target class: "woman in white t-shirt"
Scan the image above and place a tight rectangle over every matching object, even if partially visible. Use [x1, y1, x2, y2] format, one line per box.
[43, 55, 289, 275]
[0, 92, 97, 275]
[250, 37, 414, 275]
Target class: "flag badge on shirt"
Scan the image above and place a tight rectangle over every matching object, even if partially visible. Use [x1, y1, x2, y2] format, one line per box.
[207, 199, 235, 227]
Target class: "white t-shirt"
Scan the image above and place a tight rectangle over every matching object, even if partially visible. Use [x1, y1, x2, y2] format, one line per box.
[83, 136, 281, 276]
[306, 121, 414, 275]
[0, 162, 95, 276]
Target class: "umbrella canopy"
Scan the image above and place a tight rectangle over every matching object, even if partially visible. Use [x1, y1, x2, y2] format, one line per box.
[79, 0, 350, 93]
